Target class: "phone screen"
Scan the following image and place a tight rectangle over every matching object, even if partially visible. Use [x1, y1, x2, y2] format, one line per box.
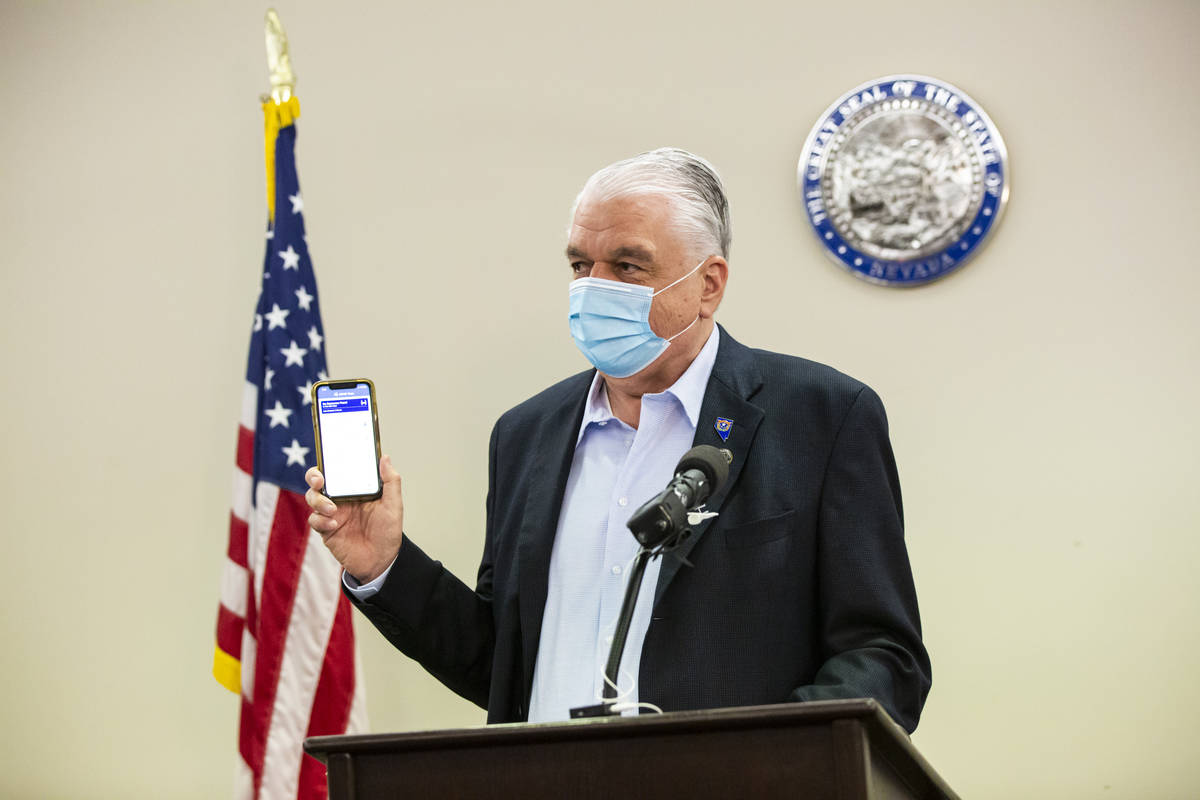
[314, 381, 381, 499]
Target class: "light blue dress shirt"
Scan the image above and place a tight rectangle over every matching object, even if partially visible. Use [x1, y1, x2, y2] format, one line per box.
[346, 327, 720, 723]
[528, 327, 719, 721]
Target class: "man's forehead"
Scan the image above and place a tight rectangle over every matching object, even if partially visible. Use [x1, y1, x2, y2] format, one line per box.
[574, 189, 673, 221]
[568, 192, 678, 258]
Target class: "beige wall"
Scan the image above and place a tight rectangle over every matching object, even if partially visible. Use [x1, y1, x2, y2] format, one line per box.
[2, 0, 1197, 796]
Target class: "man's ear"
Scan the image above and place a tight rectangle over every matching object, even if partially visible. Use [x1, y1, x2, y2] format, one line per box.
[699, 258, 728, 318]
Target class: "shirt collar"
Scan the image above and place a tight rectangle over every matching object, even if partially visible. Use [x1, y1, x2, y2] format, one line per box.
[576, 325, 721, 445]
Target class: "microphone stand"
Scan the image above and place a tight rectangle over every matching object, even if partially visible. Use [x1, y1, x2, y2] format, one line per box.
[569, 491, 689, 719]
[568, 546, 652, 718]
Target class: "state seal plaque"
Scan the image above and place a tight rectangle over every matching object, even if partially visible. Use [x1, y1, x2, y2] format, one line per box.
[798, 75, 1009, 286]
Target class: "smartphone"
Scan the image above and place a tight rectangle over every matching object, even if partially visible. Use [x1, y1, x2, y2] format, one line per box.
[311, 379, 383, 501]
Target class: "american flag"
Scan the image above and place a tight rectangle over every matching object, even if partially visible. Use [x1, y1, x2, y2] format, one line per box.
[214, 96, 367, 799]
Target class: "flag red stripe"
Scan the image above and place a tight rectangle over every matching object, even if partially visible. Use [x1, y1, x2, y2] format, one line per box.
[228, 513, 249, 567]
[239, 694, 258, 770]
[245, 561, 258, 636]
[216, 603, 244, 659]
[297, 595, 357, 798]
[242, 489, 313, 796]
[307, 596, 356, 737]
[236, 425, 255, 474]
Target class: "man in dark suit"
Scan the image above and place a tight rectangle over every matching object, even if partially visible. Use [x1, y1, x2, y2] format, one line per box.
[306, 148, 931, 732]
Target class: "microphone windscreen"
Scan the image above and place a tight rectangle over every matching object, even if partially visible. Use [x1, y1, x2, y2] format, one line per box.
[675, 444, 730, 493]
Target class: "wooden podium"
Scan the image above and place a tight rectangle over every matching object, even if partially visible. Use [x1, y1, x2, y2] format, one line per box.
[305, 699, 957, 799]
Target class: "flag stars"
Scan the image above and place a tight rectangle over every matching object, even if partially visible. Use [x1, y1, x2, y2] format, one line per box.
[318, 370, 329, 381]
[307, 326, 324, 351]
[264, 303, 290, 331]
[297, 380, 314, 406]
[280, 340, 308, 367]
[278, 245, 300, 271]
[289, 192, 304, 215]
[253, 313, 263, 332]
[264, 400, 294, 429]
[282, 439, 310, 467]
[264, 367, 276, 391]
[294, 285, 314, 311]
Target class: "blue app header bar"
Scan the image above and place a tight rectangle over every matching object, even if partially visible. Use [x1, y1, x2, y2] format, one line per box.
[316, 383, 371, 413]
[320, 397, 369, 414]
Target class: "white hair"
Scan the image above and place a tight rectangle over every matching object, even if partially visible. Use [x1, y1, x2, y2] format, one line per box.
[570, 147, 732, 260]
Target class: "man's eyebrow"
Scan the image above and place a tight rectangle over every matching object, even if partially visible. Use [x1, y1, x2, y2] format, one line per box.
[611, 245, 655, 262]
[565, 245, 656, 262]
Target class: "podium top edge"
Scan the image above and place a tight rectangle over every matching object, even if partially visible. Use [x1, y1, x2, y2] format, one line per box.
[305, 698, 887, 756]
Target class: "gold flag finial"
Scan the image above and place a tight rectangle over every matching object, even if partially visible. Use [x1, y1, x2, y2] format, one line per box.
[264, 8, 295, 103]
[261, 8, 300, 219]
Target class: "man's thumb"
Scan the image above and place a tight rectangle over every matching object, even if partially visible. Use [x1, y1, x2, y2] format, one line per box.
[380, 455, 402, 499]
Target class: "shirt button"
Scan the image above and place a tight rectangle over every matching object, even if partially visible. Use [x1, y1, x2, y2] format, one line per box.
[618, 497, 628, 507]
[611, 564, 622, 575]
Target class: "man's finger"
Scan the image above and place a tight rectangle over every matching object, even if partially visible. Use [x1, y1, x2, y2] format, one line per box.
[309, 512, 339, 534]
[305, 466, 325, 490]
[305, 487, 337, 515]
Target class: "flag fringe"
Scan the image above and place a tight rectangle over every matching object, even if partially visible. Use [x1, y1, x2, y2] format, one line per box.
[213, 642, 242, 694]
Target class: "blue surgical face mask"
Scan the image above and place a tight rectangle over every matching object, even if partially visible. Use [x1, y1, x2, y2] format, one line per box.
[568, 259, 705, 379]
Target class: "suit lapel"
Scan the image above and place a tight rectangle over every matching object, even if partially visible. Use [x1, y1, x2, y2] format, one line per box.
[654, 326, 763, 607]
[517, 373, 591, 705]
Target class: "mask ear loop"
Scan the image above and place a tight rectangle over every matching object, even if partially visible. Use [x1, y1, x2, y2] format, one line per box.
[651, 257, 709, 297]
[665, 315, 699, 342]
[652, 257, 708, 342]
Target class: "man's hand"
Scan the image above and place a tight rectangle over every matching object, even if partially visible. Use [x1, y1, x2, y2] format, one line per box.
[305, 455, 404, 584]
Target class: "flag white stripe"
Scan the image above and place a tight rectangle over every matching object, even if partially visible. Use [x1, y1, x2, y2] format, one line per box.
[239, 479, 278, 705]
[240, 629, 256, 702]
[250, 481, 281, 607]
[241, 381, 258, 431]
[231, 467, 253, 523]
[220, 559, 249, 617]
[348, 645, 370, 734]
[233, 751, 254, 800]
[258, 528, 343, 800]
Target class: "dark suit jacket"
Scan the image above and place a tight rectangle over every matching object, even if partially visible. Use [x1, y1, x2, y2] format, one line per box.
[349, 326, 932, 732]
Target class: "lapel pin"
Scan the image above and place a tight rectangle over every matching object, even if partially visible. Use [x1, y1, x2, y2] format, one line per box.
[714, 417, 733, 442]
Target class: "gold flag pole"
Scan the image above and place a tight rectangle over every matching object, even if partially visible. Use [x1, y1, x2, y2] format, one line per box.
[261, 8, 300, 222]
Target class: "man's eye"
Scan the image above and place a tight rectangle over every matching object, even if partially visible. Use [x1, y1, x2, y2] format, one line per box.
[570, 262, 590, 274]
[617, 262, 641, 274]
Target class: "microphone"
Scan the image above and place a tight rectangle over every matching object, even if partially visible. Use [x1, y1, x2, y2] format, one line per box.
[626, 445, 732, 549]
